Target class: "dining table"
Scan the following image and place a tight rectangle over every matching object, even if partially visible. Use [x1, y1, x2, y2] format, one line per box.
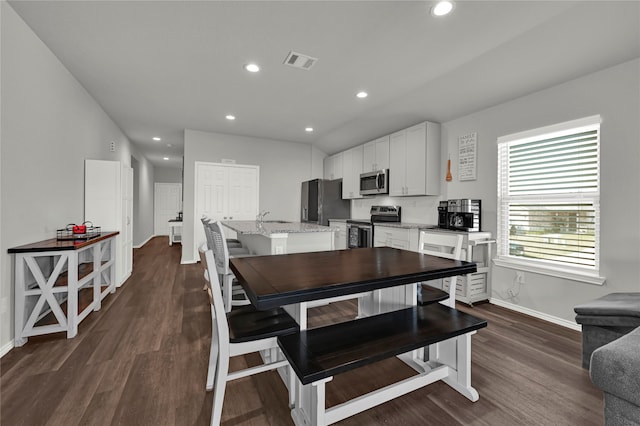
[230, 246, 477, 328]
[229, 246, 482, 425]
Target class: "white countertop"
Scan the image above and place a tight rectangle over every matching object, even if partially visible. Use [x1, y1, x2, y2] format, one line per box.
[222, 221, 336, 236]
[374, 222, 438, 230]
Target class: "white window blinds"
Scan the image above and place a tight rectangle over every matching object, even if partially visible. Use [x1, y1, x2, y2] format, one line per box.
[497, 116, 601, 272]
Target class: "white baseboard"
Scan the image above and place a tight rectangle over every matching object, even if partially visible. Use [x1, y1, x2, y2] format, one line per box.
[1, 340, 14, 358]
[181, 259, 198, 265]
[133, 234, 155, 249]
[489, 298, 581, 331]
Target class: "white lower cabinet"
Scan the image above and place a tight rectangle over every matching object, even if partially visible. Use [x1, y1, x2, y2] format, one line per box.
[373, 226, 419, 251]
[329, 220, 347, 250]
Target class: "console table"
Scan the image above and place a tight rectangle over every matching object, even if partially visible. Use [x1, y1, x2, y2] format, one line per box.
[9, 232, 119, 346]
[168, 219, 182, 246]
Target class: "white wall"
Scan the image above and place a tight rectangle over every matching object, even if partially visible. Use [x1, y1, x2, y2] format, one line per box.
[154, 166, 182, 184]
[443, 58, 640, 323]
[0, 3, 152, 353]
[182, 129, 316, 263]
[349, 59, 640, 325]
[131, 152, 155, 247]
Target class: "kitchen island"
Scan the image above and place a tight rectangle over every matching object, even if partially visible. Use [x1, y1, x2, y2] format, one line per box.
[222, 221, 336, 255]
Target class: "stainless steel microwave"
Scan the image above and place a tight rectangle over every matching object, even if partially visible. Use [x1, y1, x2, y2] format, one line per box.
[359, 169, 389, 195]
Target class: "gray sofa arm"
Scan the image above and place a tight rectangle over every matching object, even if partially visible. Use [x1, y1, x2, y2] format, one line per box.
[590, 326, 640, 408]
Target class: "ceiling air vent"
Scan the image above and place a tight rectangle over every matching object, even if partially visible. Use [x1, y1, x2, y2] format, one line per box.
[283, 51, 318, 71]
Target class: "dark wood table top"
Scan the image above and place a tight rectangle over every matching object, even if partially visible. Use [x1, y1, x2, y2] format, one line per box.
[8, 231, 119, 253]
[230, 247, 477, 310]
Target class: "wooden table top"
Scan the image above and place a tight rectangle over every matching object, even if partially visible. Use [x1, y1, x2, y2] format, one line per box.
[8, 231, 119, 253]
[230, 247, 477, 310]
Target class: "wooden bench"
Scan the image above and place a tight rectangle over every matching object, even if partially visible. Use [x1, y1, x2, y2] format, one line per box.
[277, 303, 487, 425]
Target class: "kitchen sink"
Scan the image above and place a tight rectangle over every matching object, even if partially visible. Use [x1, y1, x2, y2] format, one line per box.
[262, 220, 291, 224]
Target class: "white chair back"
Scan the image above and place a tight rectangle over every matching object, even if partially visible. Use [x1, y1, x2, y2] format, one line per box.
[208, 221, 232, 276]
[201, 246, 231, 348]
[198, 244, 296, 425]
[418, 231, 464, 308]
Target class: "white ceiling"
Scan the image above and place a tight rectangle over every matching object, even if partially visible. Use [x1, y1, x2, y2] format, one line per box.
[9, 1, 640, 168]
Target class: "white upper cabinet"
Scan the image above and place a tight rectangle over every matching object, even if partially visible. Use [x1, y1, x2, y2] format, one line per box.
[389, 121, 440, 196]
[323, 152, 343, 180]
[342, 145, 364, 199]
[362, 136, 390, 172]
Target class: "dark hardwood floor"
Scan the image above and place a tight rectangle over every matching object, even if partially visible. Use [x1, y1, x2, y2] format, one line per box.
[1, 237, 604, 425]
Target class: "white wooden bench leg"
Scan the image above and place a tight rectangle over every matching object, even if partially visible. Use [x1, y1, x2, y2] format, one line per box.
[291, 377, 332, 426]
[440, 332, 479, 402]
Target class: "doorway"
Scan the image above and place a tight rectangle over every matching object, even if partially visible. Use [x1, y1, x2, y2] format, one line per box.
[154, 183, 182, 236]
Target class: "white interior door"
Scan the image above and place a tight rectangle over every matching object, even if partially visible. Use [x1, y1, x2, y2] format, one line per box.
[194, 162, 259, 259]
[154, 183, 182, 235]
[85, 159, 132, 286]
[121, 165, 133, 282]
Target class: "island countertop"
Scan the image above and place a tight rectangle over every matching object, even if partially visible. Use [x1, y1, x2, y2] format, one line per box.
[222, 221, 337, 236]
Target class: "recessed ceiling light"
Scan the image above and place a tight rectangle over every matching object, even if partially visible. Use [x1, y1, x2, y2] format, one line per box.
[305, 127, 314, 132]
[225, 115, 236, 120]
[356, 91, 368, 99]
[153, 137, 161, 141]
[244, 63, 260, 73]
[163, 157, 169, 161]
[431, 1, 454, 17]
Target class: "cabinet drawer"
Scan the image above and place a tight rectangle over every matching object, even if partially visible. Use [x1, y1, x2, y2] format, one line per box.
[375, 226, 410, 241]
[443, 273, 487, 296]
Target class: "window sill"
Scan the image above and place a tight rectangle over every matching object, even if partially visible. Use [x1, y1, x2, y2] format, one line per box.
[493, 257, 606, 285]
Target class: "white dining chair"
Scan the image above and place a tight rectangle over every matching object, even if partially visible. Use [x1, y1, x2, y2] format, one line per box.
[208, 220, 256, 312]
[201, 216, 247, 253]
[200, 217, 251, 296]
[417, 231, 464, 308]
[199, 245, 298, 425]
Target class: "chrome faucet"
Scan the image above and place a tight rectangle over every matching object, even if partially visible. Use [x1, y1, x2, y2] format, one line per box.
[256, 210, 270, 223]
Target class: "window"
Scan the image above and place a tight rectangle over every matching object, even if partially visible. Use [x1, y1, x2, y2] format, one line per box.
[497, 115, 602, 282]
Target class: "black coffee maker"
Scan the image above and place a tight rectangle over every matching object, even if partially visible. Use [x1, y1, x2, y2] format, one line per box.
[437, 201, 448, 228]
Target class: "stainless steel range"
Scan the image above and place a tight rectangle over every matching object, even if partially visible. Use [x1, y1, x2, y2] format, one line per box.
[346, 205, 401, 248]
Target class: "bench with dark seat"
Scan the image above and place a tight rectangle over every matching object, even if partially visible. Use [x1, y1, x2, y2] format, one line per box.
[278, 303, 487, 425]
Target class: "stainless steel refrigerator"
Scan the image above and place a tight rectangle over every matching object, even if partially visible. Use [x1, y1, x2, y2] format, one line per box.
[301, 179, 351, 226]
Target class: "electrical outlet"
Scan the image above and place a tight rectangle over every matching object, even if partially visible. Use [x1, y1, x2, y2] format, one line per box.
[515, 271, 525, 284]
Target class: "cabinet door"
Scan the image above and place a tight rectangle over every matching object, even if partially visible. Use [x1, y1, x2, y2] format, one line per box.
[351, 145, 363, 199]
[375, 136, 390, 170]
[324, 153, 343, 180]
[341, 148, 354, 198]
[323, 156, 332, 180]
[389, 130, 406, 196]
[342, 146, 363, 199]
[363, 141, 376, 172]
[405, 123, 427, 196]
[329, 221, 347, 250]
[332, 153, 344, 180]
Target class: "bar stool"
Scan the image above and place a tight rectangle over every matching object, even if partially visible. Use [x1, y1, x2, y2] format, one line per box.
[201, 217, 246, 253]
[208, 220, 256, 312]
[201, 218, 251, 300]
